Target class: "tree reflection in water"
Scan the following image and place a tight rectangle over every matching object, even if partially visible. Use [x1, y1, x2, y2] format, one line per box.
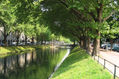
[0, 48, 68, 79]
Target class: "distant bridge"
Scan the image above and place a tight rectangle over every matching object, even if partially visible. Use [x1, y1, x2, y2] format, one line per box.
[55, 44, 78, 48]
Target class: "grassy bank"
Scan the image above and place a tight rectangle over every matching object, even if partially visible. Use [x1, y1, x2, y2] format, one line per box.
[52, 47, 112, 79]
[0, 45, 49, 58]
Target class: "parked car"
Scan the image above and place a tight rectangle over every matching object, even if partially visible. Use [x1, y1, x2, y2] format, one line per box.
[18, 43, 25, 46]
[101, 44, 111, 49]
[26, 42, 32, 45]
[112, 44, 119, 48]
[112, 47, 119, 52]
[0, 43, 5, 46]
[101, 44, 107, 48]
[11, 42, 17, 46]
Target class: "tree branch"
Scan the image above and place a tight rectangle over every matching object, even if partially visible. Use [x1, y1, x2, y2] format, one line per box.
[103, 11, 115, 21]
[59, 0, 90, 21]
[0, 29, 4, 35]
[59, 0, 68, 8]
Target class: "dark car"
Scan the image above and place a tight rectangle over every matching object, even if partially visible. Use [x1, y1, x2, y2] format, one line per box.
[112, 47, 119, 52]
[26, 42, 32, 45]
[0, 43, 5, 46]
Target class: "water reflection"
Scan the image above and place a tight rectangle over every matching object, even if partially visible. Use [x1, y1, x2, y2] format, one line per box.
[0, 48, 68, 79]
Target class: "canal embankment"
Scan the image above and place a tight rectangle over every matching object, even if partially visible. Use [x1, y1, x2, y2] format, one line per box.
[52, 46, 113, 79]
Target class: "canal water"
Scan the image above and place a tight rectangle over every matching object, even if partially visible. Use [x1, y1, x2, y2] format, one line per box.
[0, 48, 70, 79]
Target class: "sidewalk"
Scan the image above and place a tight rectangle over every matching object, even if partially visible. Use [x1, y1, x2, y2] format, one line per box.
[94, 49, 119, 78]
[99, 49, 119, 66]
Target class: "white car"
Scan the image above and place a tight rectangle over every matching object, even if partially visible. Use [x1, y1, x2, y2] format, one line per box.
[12, 42, 17, 46]
[101, 44, 111, 49]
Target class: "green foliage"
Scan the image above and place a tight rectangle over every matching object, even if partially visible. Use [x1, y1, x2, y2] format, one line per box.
[40, 0, 119, 41]
[0, 0, 119, 47]
[58, 36, 71, 43]
[101, 18, 119, 40]
[0, 0, 16, 33]
[24, 24, 36, 37]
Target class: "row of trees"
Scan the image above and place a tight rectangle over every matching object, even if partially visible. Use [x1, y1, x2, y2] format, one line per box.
[39, 0, 119, 56]
[0, 0, 71, 46]
[0, 22, 70, 46]
[1, 0, 119, 55]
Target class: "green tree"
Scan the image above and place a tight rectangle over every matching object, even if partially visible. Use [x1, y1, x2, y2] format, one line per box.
[40, 0, 119, 55]
[0, 0, 16, 46]
[101, 17, 119, 50]
[13, 24, 24, 45]
[6, 0, 119, 55]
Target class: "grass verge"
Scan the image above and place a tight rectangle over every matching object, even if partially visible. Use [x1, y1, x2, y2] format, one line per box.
[0, 45, 49, 58]
[52, 46, 112, 79]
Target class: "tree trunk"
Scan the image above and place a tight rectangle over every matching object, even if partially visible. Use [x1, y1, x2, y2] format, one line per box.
[41, 40, 43, 45]
[92, 31, 100, 56]
[16, 37, 19, 46]
[80, 39, 84, 48]
[3, 35, 8, 46]
[110, 40, 113, 51]
[3, 23, 9, 46]
[92, 2, 103, 56]
[73, 40, 75, 45]
[36, 34, 39, 44]
[31, 36, 34, 45]
[86, 37, 91, 53]
[25, 35, 27, 45]
[45, 40, 46, 45]
[83, 37, 87, 49]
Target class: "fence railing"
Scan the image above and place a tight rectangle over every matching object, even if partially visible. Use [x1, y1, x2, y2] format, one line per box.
[93, 55, 119, 79]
